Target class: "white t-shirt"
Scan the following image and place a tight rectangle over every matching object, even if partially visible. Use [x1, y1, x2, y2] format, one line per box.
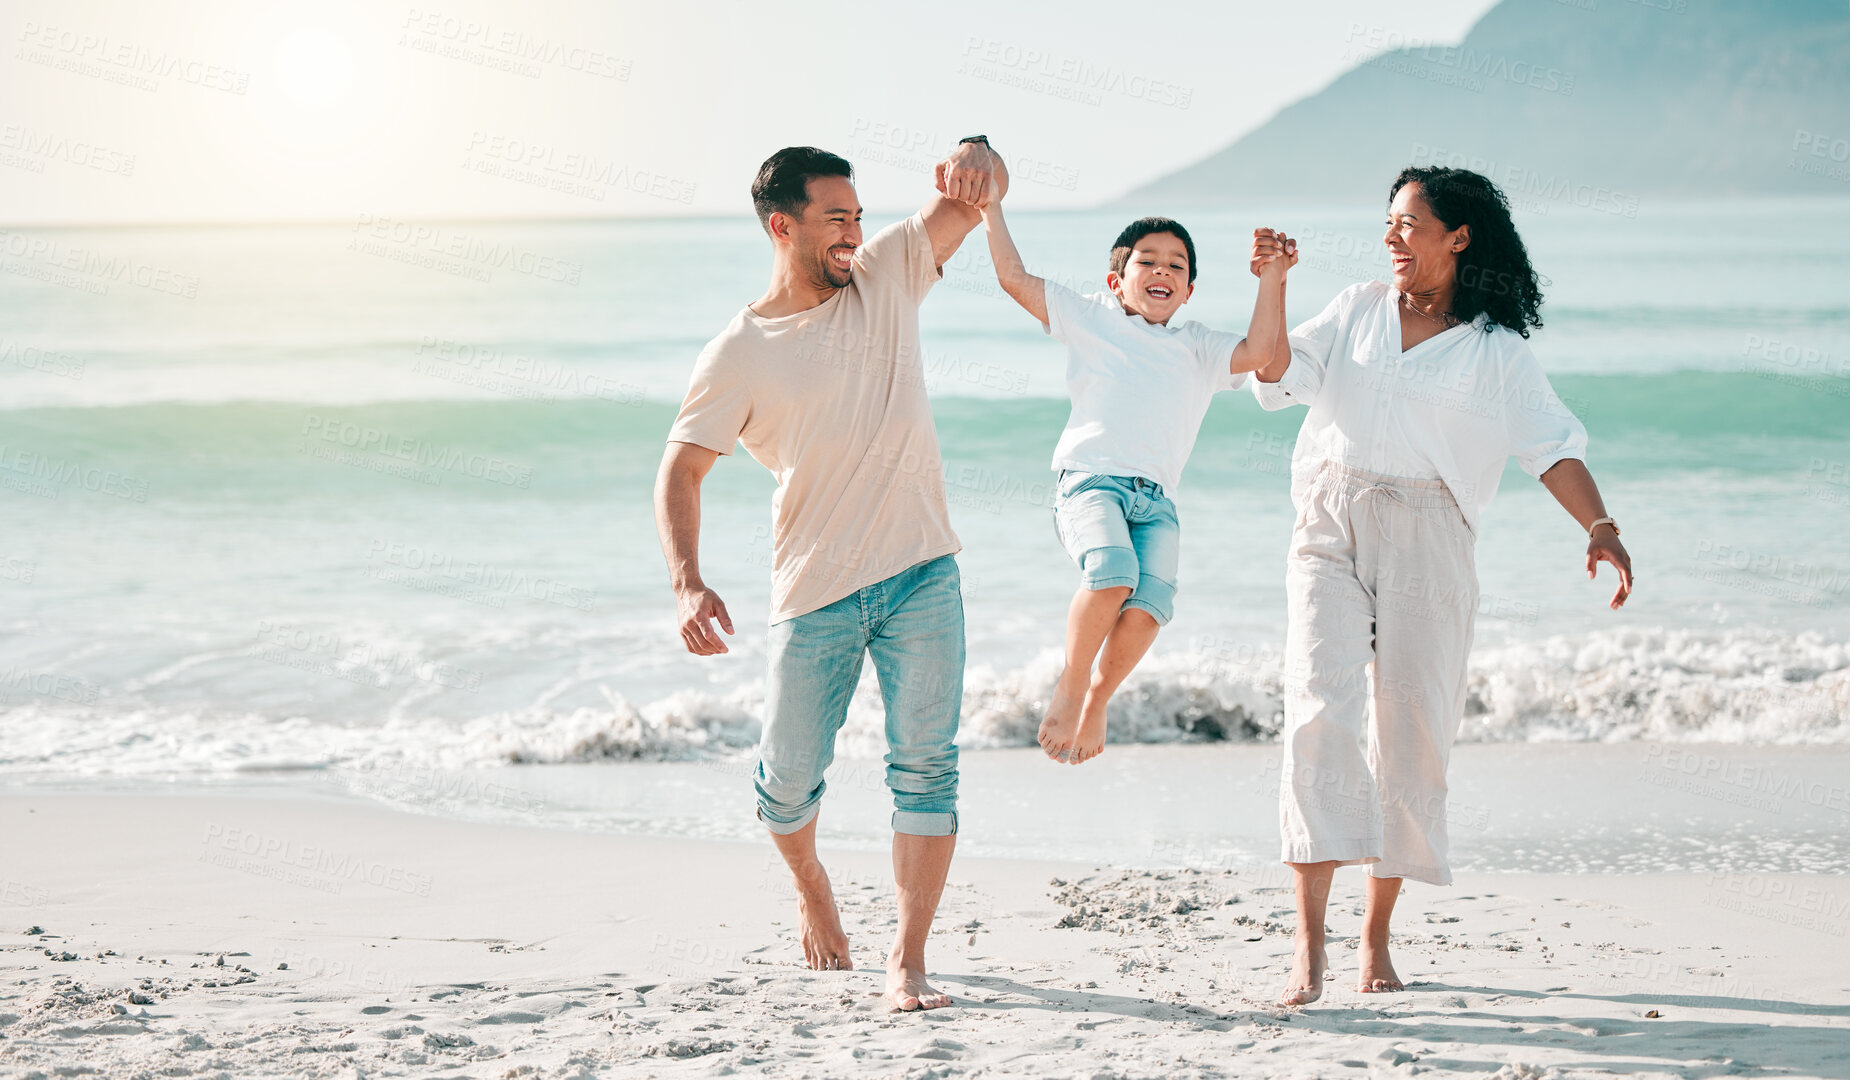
[1251, 280, 1588, 533]
[1042, 281, 1247, 496]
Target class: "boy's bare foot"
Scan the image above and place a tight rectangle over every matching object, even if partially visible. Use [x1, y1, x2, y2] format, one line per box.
[886, 959, 953, 1011]
[1037, 669, 1088, 762]
[1279, 939, 1326, 1006]
[1065, 686, 1111, 763]
[792, 863, 852, 970]
[1358, 940, 1403, 992]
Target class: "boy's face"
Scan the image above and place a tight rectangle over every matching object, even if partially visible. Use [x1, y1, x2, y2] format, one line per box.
[1107, 232, 1194, 324]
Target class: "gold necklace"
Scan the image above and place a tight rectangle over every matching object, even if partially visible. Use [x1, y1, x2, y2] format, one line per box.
[1401, 291, 1456, 328]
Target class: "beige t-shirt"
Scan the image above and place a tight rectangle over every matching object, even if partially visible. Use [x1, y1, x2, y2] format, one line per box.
[667, 213, 962, 623]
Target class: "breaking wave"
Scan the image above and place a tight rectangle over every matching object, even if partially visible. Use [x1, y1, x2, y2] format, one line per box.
[2, 627, 1843, 778]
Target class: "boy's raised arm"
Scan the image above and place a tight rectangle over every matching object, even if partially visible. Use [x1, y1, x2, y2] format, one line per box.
[981, 200, 1048, 326]
[1230, 228, 1296, 376]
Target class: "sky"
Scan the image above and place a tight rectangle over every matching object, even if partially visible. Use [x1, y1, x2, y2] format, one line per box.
[0, 0, 1500, 224]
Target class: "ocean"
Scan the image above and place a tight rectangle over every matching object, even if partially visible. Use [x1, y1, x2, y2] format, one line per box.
[2, 200, 1847, 851]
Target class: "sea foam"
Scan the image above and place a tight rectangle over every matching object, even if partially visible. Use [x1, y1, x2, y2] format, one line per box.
[1, 627, 1842, 777]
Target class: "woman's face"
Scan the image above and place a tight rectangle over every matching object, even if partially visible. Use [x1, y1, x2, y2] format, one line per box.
[1383, 183, 1469, 298]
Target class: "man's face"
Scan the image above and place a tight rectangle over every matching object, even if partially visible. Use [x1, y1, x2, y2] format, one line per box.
[773, 175, 863, 291]
[1107, 232, 1194, 323]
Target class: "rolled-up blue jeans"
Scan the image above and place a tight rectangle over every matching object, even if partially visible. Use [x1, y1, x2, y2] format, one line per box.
[753, 555, 963, 837]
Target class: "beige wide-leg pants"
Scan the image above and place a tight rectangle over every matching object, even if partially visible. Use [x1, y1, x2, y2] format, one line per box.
[1278, 462, 1478, 885]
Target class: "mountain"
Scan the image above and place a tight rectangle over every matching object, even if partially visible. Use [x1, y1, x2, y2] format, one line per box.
[1124, 0, 1850, 207]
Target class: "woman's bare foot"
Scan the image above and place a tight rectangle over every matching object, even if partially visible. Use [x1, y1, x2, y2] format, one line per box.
[1065, 686, 1111, 764]
[1279, 939, 1327, 1006]
[791, 863, 852, 971]
[886, 960, 953, 1011]
[1357, 940, 1403, 993]
[1037, 669, 1088, 762]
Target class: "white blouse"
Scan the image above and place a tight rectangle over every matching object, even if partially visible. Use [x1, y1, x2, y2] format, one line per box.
[1253, 280, 1587, 533]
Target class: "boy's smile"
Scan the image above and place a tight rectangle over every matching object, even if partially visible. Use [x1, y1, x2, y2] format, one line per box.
[1106, 231, 1194, 324]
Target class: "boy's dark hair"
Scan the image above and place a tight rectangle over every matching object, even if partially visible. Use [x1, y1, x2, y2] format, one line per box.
[1109, 217, 1197, 284]
[751, 147, 854, 233]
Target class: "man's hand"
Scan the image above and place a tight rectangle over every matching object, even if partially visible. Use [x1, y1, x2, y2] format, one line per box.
[676, 582, 734, 655]
[924, 140, 1008, 269]
[655, 440, 730, 654]
[935, 140, 1000, 209]
[1587, 527, 1633, 610]
[1251, 228, 1297, 277]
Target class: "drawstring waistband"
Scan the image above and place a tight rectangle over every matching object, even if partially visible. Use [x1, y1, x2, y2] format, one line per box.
[1310, 461, 1456, 509]
[1306, 462, 1459, 551]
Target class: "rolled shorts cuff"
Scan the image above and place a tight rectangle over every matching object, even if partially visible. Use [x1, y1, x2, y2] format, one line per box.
[1076, 545, 1139, 592]
[1368, 859, 1451, 886]
[756, 802, 821, 836]
[892, 809, 958, 837]
[1122, 576, 1176, 625]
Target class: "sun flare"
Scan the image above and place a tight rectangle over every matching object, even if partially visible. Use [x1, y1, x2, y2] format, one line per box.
[274, 29, 355, 107]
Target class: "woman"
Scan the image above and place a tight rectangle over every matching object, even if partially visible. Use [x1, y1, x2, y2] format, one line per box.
[1249, 167, 1633, 1006]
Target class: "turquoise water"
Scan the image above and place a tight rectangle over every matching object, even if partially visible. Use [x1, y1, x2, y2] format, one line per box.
[1, 201, 1846, 777]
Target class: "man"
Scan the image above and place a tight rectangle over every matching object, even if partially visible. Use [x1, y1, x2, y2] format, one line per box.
[653, 139, 1005, 1011]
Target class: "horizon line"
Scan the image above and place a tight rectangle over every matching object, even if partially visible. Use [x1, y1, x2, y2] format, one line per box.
[2, 193, 1847, 231]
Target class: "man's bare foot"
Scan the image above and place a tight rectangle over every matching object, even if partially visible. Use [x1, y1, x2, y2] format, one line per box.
[1065, 686, 1111, 764]
[886, 959, 953, 1011]
[1357, 940, 1403, 993]
[1037, 669, 1088, 762]
[791, 863, 852, 971]
[1279, 939, 1327, 1006]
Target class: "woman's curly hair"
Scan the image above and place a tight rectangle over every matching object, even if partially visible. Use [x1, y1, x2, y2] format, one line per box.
[1390, 166, 1543, 337]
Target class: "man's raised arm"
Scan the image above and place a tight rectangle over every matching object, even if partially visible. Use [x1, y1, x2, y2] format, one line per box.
[921, 137, 1010, 270]
[654, 440, 734, 656]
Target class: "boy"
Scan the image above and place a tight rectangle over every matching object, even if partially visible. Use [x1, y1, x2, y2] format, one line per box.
[981, 201, 1296, 763]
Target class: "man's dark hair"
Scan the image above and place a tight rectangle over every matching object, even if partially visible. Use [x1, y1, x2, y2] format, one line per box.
[1109, 217, 1197, 284]
[1389, 166, 1544, 337]
[751, 147, 854, 233]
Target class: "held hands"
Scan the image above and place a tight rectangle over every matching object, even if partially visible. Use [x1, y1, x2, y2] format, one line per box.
[1251, 228, 1297, 278]
[1587, 526, 1633, 610]
[675, 582, 734, 655]
[935, 141, 999, 210]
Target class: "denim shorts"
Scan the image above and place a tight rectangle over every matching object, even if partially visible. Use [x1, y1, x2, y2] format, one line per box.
[753, 555, 963, 838]
[1051, 470, 1181, 625]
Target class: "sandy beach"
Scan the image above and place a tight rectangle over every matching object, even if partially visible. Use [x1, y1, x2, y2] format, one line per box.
[4, 2, 1847, 1078]
[4, 790, 1847, 1079]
